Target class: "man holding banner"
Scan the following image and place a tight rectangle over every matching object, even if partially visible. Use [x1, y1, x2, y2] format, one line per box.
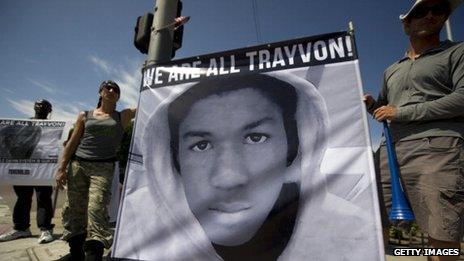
[365, 0, 464, 257]
[0, 99, 55, 244]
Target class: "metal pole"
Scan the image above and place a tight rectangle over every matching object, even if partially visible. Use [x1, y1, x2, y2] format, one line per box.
[348, 21, 354, 35]
[445, 19, 453, 41]
[52, 186, 59, 217]
[147, 0, 179, 65]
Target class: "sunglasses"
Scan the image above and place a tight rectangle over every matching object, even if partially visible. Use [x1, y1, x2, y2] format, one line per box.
[34, 103, 52, 112]
[101, 80, 120, 94]
[409, 3, 450, 19]
[103, 84, 120, 94]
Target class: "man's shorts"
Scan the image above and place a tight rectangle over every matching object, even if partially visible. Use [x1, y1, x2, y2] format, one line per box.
[375, 136, 464, 242]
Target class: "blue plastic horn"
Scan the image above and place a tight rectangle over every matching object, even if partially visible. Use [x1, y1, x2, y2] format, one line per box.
[383, 121, 415, 221]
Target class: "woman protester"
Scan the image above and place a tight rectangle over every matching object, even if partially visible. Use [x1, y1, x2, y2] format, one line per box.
[55, 80, 136, 261]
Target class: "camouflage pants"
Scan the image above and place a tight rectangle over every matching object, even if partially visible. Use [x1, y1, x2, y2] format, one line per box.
[61, 160, 114, 248]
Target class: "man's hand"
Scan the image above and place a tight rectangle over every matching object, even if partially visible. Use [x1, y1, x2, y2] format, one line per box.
[374, 105, 397, 122]
[55, 168, 67, 190]
[363, 94, 375, 110]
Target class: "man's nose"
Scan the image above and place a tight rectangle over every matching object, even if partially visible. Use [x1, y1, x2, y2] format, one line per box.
[425, 10, 434, 18]
[211, 145, 249, 189]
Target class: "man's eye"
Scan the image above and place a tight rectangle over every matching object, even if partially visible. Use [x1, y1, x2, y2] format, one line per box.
[190, 141, 212, 152]
[244, 133, 269, 144]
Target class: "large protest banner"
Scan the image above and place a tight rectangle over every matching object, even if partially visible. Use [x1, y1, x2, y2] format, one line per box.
[0, 119, 71, 185]
[113, 31, 384, 260]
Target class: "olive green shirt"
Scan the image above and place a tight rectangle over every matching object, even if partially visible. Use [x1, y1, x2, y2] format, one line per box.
[75, 110, 124, 160]
[371, 41, 464, 142]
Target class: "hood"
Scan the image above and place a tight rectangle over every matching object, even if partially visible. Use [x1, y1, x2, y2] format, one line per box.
[138, 70, 329, 260]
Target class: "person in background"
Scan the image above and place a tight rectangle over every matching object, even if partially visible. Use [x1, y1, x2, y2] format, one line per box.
[364, 0, 463, 260]
[0, 99, 55, 244]
[55, 80, 135, 261]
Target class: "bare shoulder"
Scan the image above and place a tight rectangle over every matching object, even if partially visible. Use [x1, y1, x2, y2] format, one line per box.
[75, 111, 88, 126]
[121, 108, 136, 119]
[121, 108, 136, 129]
[77, 111, 87, 120]
[68, 111, 87, 140]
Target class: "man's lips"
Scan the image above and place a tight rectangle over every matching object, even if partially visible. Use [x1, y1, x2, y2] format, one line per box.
[210, 202, 251, 213]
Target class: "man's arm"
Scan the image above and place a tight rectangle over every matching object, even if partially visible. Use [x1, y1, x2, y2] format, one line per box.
[121, 108, 136, 130]
[375, 49, 464, 122]
[395, 50, 464, 121]
[395, 89, 464, 121]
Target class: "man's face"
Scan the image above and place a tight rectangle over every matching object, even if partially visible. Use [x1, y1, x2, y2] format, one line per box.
[178, 88, 290, 246]
[34, 102, 51, 118]
[403, 0, 449, 37]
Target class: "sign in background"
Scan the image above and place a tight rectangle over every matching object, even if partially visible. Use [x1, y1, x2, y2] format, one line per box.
[0, 119, 72, 185]
[113, 32, 384, 261]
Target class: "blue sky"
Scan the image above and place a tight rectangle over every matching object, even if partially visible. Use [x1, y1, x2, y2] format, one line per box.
[1, 0, 463, 147]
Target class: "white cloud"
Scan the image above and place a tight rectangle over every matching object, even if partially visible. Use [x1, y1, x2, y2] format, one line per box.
[7, 98, 77, 122]
[6, 57, 140, 121]
[88, 56, 141, 108]
[7, 99, 34, 118]
[28, 79, 58, 94]
[116, 67, 140, 108]
[77, 101, 93, 108]
[88, 55, 113, 75]
[48, 99, 81, 121]
[3, 88, 14, 94]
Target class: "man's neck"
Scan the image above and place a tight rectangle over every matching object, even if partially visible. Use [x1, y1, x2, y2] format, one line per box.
[408, 34, 441, 59]
[34, 113, 48, 120]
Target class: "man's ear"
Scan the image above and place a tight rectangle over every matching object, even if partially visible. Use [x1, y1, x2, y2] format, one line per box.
[285, 151, 301, 183]
[402, 19, 411, 36]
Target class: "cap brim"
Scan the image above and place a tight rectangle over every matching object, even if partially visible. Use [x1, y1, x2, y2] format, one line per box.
[400, 0, 462, 20]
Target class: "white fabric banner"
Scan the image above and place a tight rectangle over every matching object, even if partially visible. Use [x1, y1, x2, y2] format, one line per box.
[113, 32, 384, 260]
[0, 119, 72, 186]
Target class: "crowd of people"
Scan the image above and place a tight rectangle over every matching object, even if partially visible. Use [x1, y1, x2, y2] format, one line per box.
[0, 81, 135, 261]
[0, 0, 462, 260]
